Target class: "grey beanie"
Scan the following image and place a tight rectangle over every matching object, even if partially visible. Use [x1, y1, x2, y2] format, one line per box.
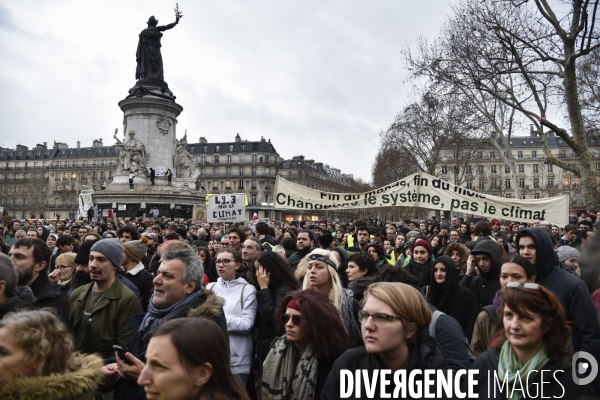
[91, 238, 124, 269]
[124, 238, 148, 263]
[557, 246, 580, 263]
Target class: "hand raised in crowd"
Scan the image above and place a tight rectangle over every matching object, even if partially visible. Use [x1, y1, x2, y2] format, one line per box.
[116, 350, 145, 382]
[466, 254, 477, 276]
[256, 265, 270, 290]
[48, 269, 60, 283]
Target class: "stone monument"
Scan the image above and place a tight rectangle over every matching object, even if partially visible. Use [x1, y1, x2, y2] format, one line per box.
[92, 5, 204, 218]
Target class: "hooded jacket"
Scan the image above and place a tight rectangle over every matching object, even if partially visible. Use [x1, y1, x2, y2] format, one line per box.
[207, 277, 257, 375]
[443, 242, 470, 273]
[0, 286, 36, 319]
[460, 238, 501, 309]
[516, 228, 600, 352]
[0, 353, 104, 400]
[425, 256, 479, 342]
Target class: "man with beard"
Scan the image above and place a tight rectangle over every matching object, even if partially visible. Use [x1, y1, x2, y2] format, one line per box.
[69, 239, 141, 358]
[287, 230, 315, 270]
[8, 238, 69, 323]
[0, 253, 37, 319]
[142, 232, 159, 264]
[103, 248, 227, 399]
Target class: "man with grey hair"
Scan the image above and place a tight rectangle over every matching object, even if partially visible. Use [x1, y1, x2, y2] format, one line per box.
[105, 247, 227, 399]
[242, 238, 262, 273]
[0, 253, 36, 319]
[272, 245, 287, 260]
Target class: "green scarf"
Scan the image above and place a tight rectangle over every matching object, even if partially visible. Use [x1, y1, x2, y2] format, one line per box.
[497, 341, 550, 400]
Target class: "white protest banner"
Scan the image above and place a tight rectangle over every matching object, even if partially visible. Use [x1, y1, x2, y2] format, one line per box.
[274, 172, 569, 226]
[78, 193, 93, 217]
[207, 194, 246, 223]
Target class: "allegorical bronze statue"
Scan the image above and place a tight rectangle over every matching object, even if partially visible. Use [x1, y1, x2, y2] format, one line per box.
[135, 4, 183, 86]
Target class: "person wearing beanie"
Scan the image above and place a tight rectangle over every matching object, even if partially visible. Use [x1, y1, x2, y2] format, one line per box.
[319, 233, 335, 249]
[122, 237, 154, 311]
[405, 238, 433, 288]
[68, 238, 141, 359]
[557, 246, 580, 275]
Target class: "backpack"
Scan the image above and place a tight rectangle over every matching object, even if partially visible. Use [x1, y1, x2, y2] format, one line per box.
[482, 304, 498, 326]
[429, 310, 476, 363]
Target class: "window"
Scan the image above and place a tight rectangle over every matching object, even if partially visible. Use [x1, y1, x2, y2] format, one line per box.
[265, 194, 270, 203]
[214, 155, 219, 164]
[532, 151, 537, 159]
[238, 180, 244, 188]
[101, 160, 106, 167]
[505, 165, 510, 173]
[597, 163, 600, 172]
[228, 144, 233, 152]
[491, 179, 497, 189]
[252, 154, 258, 163]
[83, 160, 87, 167]
[505, 179, 511, 188]
[109, 171, 113, 178]
[491, 165, 497, 174]
[559, 150, 566, 158]
[252, 167, 256, 177]
[534, 178, 539, 189]
[93, 160, 97, 166]
[56, 161, 61, 168]
[518, 164, 524, 173]
[92, 171, 97, 179]
[478, 165, 484, 174]
[239, 167, 244, 176]
[533, 164, 539, 173]
[265, 167, 270, 175]
[441, 166, 448, 174]
[200, 168, 206, 177]
[548, 178, 554, 188]
[201, 156, 206, 165]
[490, 152, 496, 160]
[226, 167, 231, 177]
[252, 180, 257, 188]
[226, 181, 232, 189]
[266, 180, 271, 189]
[213, 168, 218, 177]
[595, 149, 600, 158]
[203, 145, 208, 153]
[534, 193, 540, 199]
[215, 145, 220, 152]
[548, 164, 553, 172]
[100, 171, 105, 179]
[518, 151, 523, 159]
[239, 154, 245, 163]
[465, 165, 472, 174]
[251, 194, 257, 205]
[227, 155, 232, 164]
[466, 181, 473, 189]
[519, 178, 525, 188]
[479, 180, 484, 190]
[265, 154, 270, 162]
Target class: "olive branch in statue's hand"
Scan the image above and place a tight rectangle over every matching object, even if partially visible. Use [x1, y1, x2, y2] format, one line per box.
[174, 3, 183, 22]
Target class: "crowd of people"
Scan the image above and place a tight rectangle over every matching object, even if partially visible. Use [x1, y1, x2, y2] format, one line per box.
[1, 211, 600, 399]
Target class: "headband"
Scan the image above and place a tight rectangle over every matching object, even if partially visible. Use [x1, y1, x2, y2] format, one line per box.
[287, 297, 301, 311]
[307, 254, 337, 269]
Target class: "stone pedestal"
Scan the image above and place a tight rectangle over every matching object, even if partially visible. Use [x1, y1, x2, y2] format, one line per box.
[118, 91, 183, 173]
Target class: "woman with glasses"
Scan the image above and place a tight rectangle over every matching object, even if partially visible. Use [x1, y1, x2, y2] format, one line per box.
[47, 252, 76, 291]
[302, 248, 362, 346]
[207, 248, 257, 385]
[262, 290, 349, 400]
[471, 255, 535, 356]
[470, 283, 579, 399]
[321, 282, 447, 399]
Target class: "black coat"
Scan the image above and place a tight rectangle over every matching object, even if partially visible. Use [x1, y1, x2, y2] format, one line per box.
[29, 272, 69, 324]
[0, 286, 36, 319]
[516, 228, 600, 352]
[460, 239, 501, 309]
[425, 256, 479, 342]
[470, 348, 580, 399]
[321, 338, 448, 400]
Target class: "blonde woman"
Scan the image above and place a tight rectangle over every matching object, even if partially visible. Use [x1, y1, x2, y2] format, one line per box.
[48, 253, 76, 291]
[302, 248, 361, 346]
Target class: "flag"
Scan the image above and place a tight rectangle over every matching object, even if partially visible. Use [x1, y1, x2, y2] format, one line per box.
[252, 212, 258, 220]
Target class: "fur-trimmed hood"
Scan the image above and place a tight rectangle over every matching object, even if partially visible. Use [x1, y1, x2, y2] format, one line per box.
[443, 242, 470, 271]
[0, 352, 103, 400]
[187, 288, 225, 319]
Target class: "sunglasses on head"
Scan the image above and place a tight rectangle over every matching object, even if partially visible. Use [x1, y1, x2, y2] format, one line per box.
[506, 282, 541, 290]
[281, 314, 302, 325]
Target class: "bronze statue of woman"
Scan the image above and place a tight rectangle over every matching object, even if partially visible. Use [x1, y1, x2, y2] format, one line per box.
[135, 5, 182, 85]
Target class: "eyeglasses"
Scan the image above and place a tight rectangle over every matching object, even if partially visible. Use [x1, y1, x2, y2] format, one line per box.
[358, 311, 402, 327]
[215, 259, 233, 265]
[506, 282, 541, 290]
[56, 265, 72, 270]
[281, 314, 302, 325]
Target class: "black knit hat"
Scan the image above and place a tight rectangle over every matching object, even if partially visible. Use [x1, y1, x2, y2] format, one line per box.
[74, 239, 99, 265]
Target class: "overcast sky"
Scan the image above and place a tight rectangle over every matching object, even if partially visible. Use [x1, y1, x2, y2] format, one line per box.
[0, 0, 453, 182]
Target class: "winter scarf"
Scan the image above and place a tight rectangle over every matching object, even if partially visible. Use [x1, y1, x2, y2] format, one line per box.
[498, 341, 549, 400]
[139, 290, 203, 341]
[261, 336, 320, 400]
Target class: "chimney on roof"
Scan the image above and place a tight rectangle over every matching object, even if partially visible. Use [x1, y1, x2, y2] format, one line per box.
[77, 141, 80, 149]
[235, 133, 241, 143]
[261, 136, 265, 142]
[199, 137, 207, 144]
[92, 139, 102, 148]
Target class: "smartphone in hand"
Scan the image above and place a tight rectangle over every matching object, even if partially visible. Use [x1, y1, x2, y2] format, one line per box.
[113, 345, 133, 365]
